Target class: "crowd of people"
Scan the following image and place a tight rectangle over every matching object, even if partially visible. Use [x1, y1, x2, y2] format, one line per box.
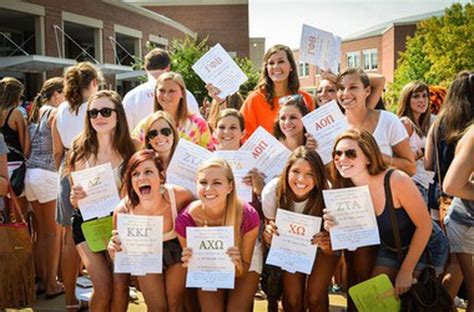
[0, 45, 472, 312]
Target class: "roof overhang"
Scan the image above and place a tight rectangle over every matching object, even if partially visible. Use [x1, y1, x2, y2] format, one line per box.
[116, 70, 146, 81]
[0, 55, 76, 73]
[97, 63, 135, 75]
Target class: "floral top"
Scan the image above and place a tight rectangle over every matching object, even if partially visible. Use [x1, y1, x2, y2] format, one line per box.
[133, 113, 216, 150]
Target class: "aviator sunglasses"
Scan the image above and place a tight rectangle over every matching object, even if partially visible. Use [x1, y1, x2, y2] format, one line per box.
[146, 128, 173, 140]
[87, 107, 116, 119]
[332, 148, 358, 161]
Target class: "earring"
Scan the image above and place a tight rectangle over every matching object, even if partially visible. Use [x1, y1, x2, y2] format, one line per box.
[160, 184, 165, 195]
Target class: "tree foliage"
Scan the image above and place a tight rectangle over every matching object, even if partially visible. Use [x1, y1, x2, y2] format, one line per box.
[385, 3, 474, 108]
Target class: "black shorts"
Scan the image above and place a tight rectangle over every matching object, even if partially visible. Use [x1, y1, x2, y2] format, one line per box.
[71, 212, 86, 245]
[163, 238, 182, 270]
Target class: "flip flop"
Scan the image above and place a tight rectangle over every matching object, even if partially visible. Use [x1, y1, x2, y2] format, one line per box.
[45, 288, 65, 300]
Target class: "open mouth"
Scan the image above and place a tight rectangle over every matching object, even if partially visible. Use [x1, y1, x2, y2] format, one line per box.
[139, 184, 152, 195]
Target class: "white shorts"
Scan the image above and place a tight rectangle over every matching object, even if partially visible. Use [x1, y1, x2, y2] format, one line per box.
[24, 168, 59, 203]
[249, 239, 263, 274]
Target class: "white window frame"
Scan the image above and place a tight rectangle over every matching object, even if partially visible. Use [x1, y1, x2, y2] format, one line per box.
[346, 51, 361, 68]
[299, 62, 310, 77]
[363, 49, 378, 71]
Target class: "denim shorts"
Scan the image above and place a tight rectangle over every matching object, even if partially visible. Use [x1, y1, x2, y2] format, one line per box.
[414, 181, 429, 204]
[376, 221, 449, 276]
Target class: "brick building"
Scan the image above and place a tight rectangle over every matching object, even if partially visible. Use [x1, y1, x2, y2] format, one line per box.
[0, 0, 249, 98]
[294, 10, 444, 92]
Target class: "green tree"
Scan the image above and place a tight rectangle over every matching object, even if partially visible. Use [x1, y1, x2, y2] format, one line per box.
[137, 36, 259, 105]
[385, 3, 474, 108]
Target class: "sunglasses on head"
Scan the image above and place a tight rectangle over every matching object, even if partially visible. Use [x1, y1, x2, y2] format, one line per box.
[146, 128, 173, 140]
[87, 107, 116, 119]
[332, 148, 358, 160]
[278, 94, 303, 105]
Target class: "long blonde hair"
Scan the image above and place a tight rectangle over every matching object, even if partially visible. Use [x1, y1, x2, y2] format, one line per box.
[154, 72, 189, 126]
[197, 158, 243, 249]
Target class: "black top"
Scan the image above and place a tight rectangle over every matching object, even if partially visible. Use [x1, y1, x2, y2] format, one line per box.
[1, 108, 24, 161]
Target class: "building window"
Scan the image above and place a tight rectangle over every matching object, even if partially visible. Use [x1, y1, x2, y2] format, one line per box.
[363, 49, 378, 71]
[299, 62, 310, 77]
[347, 52, 361, 68]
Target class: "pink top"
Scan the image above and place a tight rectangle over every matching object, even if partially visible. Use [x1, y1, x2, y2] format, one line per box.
[175, 201, 260, 238]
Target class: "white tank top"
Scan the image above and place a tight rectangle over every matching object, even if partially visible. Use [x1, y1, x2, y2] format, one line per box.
[56, 101, 87, 149]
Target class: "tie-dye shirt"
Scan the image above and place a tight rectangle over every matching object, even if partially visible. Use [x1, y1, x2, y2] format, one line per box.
[133, 113, 216, 150]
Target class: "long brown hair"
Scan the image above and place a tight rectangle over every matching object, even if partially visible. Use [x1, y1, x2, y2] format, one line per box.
[0, 77, 24, 114]
[273, 94, 309, 140]
[64, 62, 102, 114]
[29, 77, 64, 123]
[207, 92, 244, 130]
[397, 81, 431, 137]
[330, 129, 388, 188]
[143, 111, 179, 160]
[256, 44, 300, 109]
[197, 158, 244, 249]
[433, 71, 474, 143]
[153, 72, 189, 126]
[124, 149, 166, 207]
[67, 90, 136, 179]
[276, 147, 329, 217]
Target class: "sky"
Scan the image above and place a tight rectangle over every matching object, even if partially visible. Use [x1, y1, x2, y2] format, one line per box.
[249, 0, 471, 50]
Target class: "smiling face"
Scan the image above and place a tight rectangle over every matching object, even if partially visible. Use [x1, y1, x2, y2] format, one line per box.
[287, 158, 316, 200]
[215, 115, 244, 150]
[147, 118, 174, 155]
[410, 89, 429, 115]
[156, 79, 183, 113]
[88, 97, 117, 134]
[337, 73, 370, 111]
[197, 166, 233, 210]
[131, 160, 162, 202]
[333, 138, 369, 179]
[266, 50, 292, 84]
[279, 105, 304, 139]
[316, 79, 337, 106]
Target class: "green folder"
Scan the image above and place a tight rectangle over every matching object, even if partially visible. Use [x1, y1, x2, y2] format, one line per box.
[81, 216, 113, 252]
[348, 274, 401, 312]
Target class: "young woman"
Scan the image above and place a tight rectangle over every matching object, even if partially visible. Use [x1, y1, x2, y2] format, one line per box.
[204, 84, 244, 131]
[0, 77, 29, 185]
[261, 147, 338, 311]
[108, 149, 194, 311]
[24, 77, 64, 298]
[326, 129, 447, 299]
[142, 111, 179, 172]
[396, 81, 433, 202]
[336, 68, 415, 176]
[176, 158, 260, 312]
[240, 44, 315, 140]
[51, 61, 101, 311]
[132, 72, 213, 150]
[0, 134, 8, 196]
[443, 124, 474, 312]
[68, 90, 137, 311]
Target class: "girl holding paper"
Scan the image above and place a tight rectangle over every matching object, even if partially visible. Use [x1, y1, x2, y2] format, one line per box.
[68, 90, 138, 311]
[176, 158, 260, 312]
[142, 110, 180, 172]
[261, 146, 338, 312]
[325, 129, 447, 301]
[240, 44, 315, 140]
[132, 72, 214, 150]
[108, 149, 195, 311]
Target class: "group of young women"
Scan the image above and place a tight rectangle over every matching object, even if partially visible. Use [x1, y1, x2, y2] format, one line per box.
[0, 42, 472, 312]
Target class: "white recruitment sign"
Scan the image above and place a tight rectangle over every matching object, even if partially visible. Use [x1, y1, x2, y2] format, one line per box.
[70, 162, 121, 221]
[114, 214, 163, 275]
[240, 127, 291, 183]
[192, 43, 248, 98]
[266, 209, 321, 274]
[186, 226, 235, 291]
[299, 24, 341, 74]
[323, 186, 380, 251]
[302, 100, 348, 164]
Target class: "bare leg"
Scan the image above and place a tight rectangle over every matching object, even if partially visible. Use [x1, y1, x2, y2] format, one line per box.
[456, 253, 474, 312]
[442, 254, 464, 298]
[164, 263, 187, 312]
[111, 273, 130, 312]
[306, 253, 340, 312]
[227, 271, 260, 312]
[41, 200, 62, 295]
[31, 201, 45, 291]
[281, 271, 306, 312]
[137, 274, 168, 311]
[76, 243, 112, 311]
[198, 289, 226, 312]
[61, 226, 81, 310]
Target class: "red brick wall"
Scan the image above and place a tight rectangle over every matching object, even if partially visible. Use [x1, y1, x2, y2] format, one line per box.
[381, 28, 395, 82]
[393, 24, 417, 71]
[341, 35, 382, 72]
[146, 5, 249, 57]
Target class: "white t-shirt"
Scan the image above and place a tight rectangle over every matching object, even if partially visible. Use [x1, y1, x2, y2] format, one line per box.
[371, 110, 408, 156]
[55, 101, 87, 149]
[261, 178, 308, 220]
[123, 78, 201, 131]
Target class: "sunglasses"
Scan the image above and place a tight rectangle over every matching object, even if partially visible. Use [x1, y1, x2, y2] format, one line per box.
[278, 94, 303, 105]
[146, 128, 173, 140]
[87, 107, 116, 119]
[332, 149, 357, 160]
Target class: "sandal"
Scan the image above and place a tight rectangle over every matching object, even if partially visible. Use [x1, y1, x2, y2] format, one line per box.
[66, 300, 88, 311]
